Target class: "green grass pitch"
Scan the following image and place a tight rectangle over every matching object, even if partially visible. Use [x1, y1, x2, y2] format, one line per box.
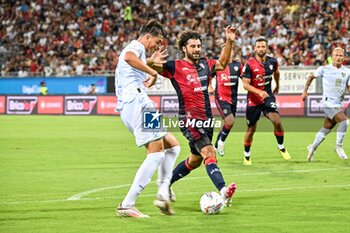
[0, 115, 349, 233]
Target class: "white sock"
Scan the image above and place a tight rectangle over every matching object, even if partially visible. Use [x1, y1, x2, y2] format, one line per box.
[277, 144, 285, 150]
[220, 186, 227, 197]
[244, 151, 250, 157]
[121, 152, 165, 207]
[157, 145, 180, 199]
[336, 120, 348, 147]
[312, 127, 331, 150]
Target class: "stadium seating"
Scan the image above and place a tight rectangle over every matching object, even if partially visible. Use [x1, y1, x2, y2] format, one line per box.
[0, 0, 349, 77]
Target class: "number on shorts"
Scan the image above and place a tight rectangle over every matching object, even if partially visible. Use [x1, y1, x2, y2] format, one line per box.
[270, 102, 277, 109]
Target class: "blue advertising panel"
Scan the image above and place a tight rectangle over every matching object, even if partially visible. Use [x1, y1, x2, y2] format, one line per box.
[0, 77, 107, 94]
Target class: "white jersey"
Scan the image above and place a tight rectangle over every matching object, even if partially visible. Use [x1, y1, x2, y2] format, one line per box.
[115, 40, 148, 110]
[314, 64, 350, 103]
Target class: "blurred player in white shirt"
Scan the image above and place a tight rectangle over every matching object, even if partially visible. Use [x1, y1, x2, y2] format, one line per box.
[115, 20, 180, 218]
[302, 47, 350, 161]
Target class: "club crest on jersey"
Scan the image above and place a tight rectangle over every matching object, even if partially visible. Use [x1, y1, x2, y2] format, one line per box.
[234, 66, 239, 71]
[199, 63, 205, 69]
[342, 72, 346, 77]
[269, 65, 273, 70]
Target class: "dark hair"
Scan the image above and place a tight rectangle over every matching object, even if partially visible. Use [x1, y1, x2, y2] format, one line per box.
[140, 20, 166, 37]
[254, 36, 267, 45]
[177, 31, 202, 50]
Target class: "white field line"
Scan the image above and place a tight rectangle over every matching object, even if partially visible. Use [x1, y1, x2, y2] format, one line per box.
[1, 167, 349, 205]
[67, 184, 131, 201]
[67, 167, 348, 201]
[2, 183, 350, 205]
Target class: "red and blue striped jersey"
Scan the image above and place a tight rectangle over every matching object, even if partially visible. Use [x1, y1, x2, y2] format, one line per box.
[242, 56, 278, 106]
[162, 57, 216, 120]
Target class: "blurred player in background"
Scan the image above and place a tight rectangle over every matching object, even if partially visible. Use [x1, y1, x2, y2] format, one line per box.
[301, 47, 350, 161]
[157, 26, 237, 207]
[88, 83, 96, 94]
[114, 20, 180, 218]
[241, 36, 291, 165]
[209, 43, 242, 157]
[39, 81, 48, 95]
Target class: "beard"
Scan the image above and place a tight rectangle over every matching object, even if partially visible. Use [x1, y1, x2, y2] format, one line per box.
[256, 51, 266, 58]
[186, 52, 201, 62]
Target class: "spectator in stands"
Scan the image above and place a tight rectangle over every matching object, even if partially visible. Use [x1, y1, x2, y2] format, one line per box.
[0, 0, 349, 77]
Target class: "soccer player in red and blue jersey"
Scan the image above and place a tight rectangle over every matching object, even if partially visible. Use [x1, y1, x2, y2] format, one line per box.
[241, 36, 291, 165]
[159, 27, 237, 207]
[210, 44, 242, 156]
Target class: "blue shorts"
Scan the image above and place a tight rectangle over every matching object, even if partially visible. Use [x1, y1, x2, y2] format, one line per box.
[215, 98, 237, 118]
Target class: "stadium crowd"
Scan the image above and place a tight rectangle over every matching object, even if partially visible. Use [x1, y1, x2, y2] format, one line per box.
[0, 0, 349, 77]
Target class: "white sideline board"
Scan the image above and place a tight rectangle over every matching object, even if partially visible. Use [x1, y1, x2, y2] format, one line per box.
[147, 67, 317, 95]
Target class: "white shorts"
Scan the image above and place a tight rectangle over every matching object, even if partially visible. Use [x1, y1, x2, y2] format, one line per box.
[321, 99, 342, 120]
[120, 92, 167, 147]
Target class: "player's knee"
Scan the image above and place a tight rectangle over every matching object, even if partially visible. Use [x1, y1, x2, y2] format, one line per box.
[163, 132, 180, 149]
[200, 146, 216, 159]
[188, 156, 202, 168]
[201, 144, 217, 166]
[272, 118, 281, 127]
[146, 139, 164, 153]
[203, 155, 217, 166]
[246, 126, 256, 134]
[224, 115, 235, 127]
[226, 120, 234, 128]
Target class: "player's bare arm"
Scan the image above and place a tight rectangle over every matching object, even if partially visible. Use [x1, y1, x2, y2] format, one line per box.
[124, 51, 159, 88]
[208, 78, 215, 94]
[215, 26, 236, 71]
[273, 70, 280, 94]
[124, 51, 158, 77]
[242, 77, 269, 100]
[301, 74, 316, 101]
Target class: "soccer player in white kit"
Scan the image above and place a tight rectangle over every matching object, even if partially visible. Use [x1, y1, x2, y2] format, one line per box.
[115, 20, 180, 218]
[302, 47, 350, 161]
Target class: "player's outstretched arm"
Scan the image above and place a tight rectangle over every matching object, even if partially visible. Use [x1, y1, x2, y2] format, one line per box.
[215, 26, 236, 71]
[242, 77, 269, 100]
[301, 74, 316, 101]
[125, 51, 158, 77]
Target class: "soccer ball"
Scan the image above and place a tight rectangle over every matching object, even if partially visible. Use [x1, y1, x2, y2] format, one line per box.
[200, 191, 224, 215]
